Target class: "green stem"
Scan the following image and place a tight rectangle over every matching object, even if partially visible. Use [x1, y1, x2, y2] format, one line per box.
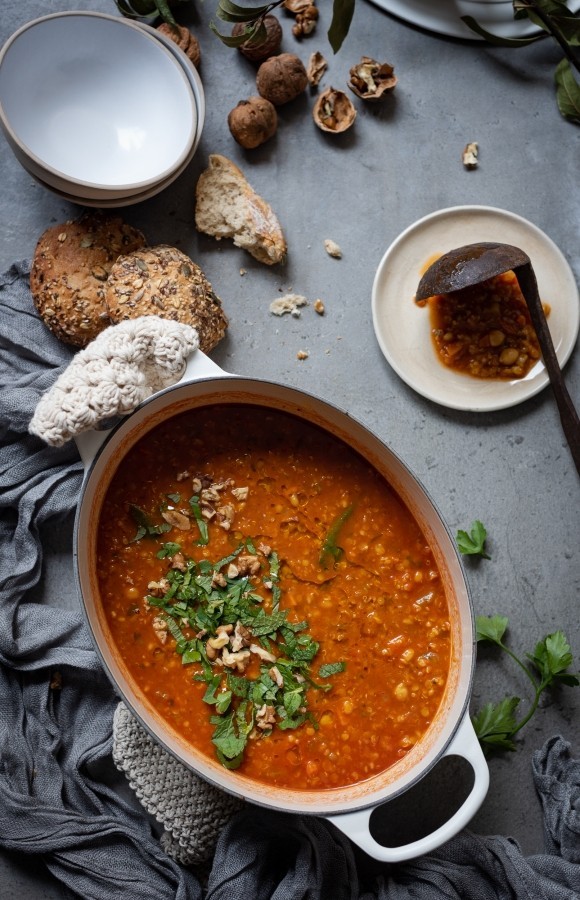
[499, 641, 538, 688]
[526, 1, 580, 75]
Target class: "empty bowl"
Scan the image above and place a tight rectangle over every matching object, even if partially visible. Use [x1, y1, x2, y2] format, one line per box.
[0, 11, 201, 204]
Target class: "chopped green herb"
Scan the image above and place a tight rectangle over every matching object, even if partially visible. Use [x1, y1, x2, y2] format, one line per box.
[129, 504, 172, 542]
[319, 661, 346, 678]
[189, 495, 210, 545]
[320, 504, 354, 568]
[157, 541, 182, 559]
[141, 533, 345, 769]
[456, 520, 490, 559]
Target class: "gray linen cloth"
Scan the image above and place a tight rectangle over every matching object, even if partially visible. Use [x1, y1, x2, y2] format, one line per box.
[1, 261, 579, 899]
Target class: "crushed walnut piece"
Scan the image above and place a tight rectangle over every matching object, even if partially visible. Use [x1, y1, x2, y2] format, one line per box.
[462, 142, 479, 169]
[297, 349, 309, 360]
[314, 298, 325, 315]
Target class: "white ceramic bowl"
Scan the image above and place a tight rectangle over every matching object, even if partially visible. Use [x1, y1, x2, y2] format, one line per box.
[0, 12, 197, 194]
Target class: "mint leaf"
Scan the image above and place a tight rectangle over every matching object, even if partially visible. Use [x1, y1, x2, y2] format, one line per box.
[319, 661, 346, 678]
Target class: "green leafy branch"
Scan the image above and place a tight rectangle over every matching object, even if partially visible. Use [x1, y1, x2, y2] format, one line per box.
[210, 0, 356, 53]
[115, 0, 193, 24]
[462, 0, 580, 124]
[472, 615, 580, 753]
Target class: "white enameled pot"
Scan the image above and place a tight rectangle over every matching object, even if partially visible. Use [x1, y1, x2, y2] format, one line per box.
[74, 350, 489, 862]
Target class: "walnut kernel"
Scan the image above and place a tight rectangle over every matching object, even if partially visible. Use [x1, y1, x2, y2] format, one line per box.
[348, 57, 397, 101]
[313, 87, 356, 133]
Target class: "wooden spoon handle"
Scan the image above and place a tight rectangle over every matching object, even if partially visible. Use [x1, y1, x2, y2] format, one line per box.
[515, 263, 580, 477]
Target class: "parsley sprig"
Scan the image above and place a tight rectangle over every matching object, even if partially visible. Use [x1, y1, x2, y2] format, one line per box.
[456, 520, 490, 559]
[147, 539, 345, 769]
[472, 615, 579, 753]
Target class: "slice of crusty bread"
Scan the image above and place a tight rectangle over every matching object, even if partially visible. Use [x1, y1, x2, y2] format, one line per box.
[195, 154, 287, 266]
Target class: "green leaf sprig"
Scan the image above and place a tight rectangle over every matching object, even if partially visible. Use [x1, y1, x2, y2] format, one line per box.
[456, 520, 490, 559]
[472, 614, 580, 753]
[115, 0, 190, 25]
[462, 0, 580, 125]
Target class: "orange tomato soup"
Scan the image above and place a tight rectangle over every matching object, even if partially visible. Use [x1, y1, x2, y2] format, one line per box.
[97, 405, 451, 790]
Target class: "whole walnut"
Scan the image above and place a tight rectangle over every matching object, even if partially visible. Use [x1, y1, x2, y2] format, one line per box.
[156, 23, 201, 69]
[256, 53, 308, 105]
[228, 97, 278, 149]
[232, 15, 283, 63]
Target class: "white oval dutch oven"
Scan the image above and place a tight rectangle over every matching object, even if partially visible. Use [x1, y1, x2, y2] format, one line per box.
[74, 350, 489, 862]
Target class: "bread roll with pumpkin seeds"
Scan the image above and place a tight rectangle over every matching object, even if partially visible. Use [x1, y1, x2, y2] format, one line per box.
[30, 214, 147, 347]
[105, 245, 228, 353]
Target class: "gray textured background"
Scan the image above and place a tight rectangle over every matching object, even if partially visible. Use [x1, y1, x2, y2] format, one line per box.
[1, 0, 579, 895]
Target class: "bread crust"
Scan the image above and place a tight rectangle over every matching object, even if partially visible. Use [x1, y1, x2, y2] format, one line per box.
[105, 244, 228, 353]
[30, 214, 147, 347]
[195, 154, 287, 266]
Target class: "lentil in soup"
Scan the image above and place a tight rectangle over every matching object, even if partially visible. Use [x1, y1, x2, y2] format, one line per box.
[97, 405, 451, 790]
[416, 270, 548, 380]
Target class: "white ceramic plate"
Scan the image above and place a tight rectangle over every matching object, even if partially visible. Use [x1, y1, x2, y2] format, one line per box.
[371, 206, 580, 412]
[364, 0, 579, 40]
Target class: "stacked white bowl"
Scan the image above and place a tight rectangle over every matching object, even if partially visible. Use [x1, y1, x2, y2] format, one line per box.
[0, 12, 205, 207]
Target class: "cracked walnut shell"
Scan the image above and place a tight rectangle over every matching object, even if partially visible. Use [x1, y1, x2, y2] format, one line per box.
[228, 97, 278, 149]
[348, 56, 397, 101]
[313, 87, 356, 133]
[256, 53, 308, 105]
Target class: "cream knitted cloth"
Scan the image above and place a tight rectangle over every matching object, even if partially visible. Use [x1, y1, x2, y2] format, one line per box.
[30, 315, 244, 864]
[29, 315, 199, 446]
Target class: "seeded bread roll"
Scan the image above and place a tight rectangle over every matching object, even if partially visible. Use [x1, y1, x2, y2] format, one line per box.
[105, 244, 228, 353]
[195, 154, 287, 266]
[30, 214, 147, 347]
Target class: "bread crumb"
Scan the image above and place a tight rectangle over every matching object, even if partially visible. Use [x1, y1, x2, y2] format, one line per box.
[324, 239, 342, 258]
[314, 298, 325, 315]
[240, 268, 247, 276]
[270, 293, 308, 317]
[297, 350, 309, 360]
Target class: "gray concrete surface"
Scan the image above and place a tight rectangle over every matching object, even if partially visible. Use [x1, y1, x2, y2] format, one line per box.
[1, 0, 579, 895]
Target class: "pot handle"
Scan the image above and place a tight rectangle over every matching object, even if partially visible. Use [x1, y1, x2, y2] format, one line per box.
[74, 349, 229, 469]
[325, 712, 489, 863]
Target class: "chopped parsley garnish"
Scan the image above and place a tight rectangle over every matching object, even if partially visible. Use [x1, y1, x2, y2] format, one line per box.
[144, 537, 345, 769]
[129, 504, 171, 542]
[319, 504, 354, 568]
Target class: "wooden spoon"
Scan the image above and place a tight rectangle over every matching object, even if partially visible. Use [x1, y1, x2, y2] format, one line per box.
[416, 242, 580, 475]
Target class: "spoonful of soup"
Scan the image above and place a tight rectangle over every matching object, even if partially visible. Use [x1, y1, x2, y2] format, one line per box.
[416, 242, 580, 476]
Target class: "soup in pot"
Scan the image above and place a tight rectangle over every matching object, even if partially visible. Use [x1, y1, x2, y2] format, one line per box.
[97, 404, 451, 790]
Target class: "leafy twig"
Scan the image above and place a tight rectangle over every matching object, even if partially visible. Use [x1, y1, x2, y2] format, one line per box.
[472, 615, 580, 754]
[462, 0, 580, 124]
[210, 0, 356, 53]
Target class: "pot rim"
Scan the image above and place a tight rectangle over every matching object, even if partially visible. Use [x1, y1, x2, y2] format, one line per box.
[74, 372, 476, 816]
